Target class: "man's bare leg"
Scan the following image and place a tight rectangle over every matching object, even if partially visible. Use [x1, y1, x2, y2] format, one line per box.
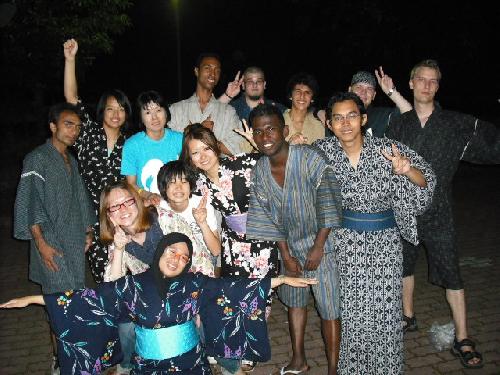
[402, 275, 415, 317]
[283, 307, 309, 372]
[321, 318, 340, 375]
[446, 288, 481, 366]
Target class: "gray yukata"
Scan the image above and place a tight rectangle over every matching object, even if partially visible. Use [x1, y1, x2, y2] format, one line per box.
[14, 139, 95, 293]
[247, 145, 342, 319]
[168, 93, 244, 155]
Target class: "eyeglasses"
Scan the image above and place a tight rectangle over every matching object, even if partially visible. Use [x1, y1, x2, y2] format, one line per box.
[164, 247, 190, 263]
[244, 79, 265, 86]
[108, 197, 136, 213]
[331, 112, 361, 123]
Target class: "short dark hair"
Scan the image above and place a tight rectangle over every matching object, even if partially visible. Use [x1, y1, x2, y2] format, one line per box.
[249, 103, 285, 128]
[48, 102, 81, 124]
[136, 90, 170, 128]
[181, 123, 221, 170]
[325, 91, 367, 122]
[286, 72, 319, 103]
[96, 89, 132, 132]
[195, 52, 221, 69]
[157, 160, 197, 201]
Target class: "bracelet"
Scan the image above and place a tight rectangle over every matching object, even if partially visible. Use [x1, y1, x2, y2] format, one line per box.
[137, 188, 144, 195]
[225, 91, 234, 99]
[387, 87, 396, 97]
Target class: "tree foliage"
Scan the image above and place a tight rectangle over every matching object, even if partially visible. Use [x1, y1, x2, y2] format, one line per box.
[1, 0, 133, 109]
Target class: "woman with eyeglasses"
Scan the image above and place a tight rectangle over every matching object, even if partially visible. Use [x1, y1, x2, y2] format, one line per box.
[99, 179, 166, 373]
[1, 233, 317, 374]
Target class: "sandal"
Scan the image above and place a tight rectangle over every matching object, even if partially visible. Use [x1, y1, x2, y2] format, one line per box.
[403, 314, 418, 333]
[241, 360, 256, 373]
[450, 337, 484, 369]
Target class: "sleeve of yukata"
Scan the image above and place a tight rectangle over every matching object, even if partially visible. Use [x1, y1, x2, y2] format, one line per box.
[43, 281, 127, 374]
[198, 276, 272, 362]
[388, 141, 437, 244]
[217, 105, 244, 155]
[13, 152, 50, 240]
[315, 164, 343, 229]
[246, 168, 287, 242]
[460, 116, 500, 164]
[167, 102, 188, 133]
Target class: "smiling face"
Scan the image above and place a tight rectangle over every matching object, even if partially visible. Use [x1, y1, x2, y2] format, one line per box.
[195, 56, 221, 91]
[140, 101, 167, 134]
[291, 83, 314, 111]
[158, 241, 190, 278]
[252, 114, 288, 158]
[349, 82, 376, 108]
[328, 99, 367, 145]
[165, 174, 191, 207]
[187, 138, 219, 174]
[106, 188, 139, 231]
[102, 96, 126, 130]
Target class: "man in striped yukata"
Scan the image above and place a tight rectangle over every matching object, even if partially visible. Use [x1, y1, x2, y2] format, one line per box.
[246, 103, 342, 375]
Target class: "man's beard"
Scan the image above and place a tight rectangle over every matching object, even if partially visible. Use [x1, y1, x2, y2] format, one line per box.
[248, 94, 263, 101]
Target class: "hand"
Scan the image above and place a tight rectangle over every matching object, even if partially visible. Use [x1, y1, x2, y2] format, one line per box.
[201, 115, 214, 131]
[304, 245, 324, 271]
[38, 241, 62, 272]
[225, 71, 243, 99]
[374, 66, 395, 95]
[192, 194, 208, 225]
[0, 296, 35, 309]
[382, 143, 411, 175]
[288, 132, 308, 145]
[110, 217, 131, 250]
[84, 230, 93, 253]
[234, 119, 257, 149]
[144, 192, 162, 207]
[63, 39, 78, 60]
[282, 257, 303, 277]
[283, 276, 319, 288]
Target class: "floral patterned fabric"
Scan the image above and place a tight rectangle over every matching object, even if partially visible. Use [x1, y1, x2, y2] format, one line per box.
[194, 154, 279, 278]
[44, 271, 272, 374]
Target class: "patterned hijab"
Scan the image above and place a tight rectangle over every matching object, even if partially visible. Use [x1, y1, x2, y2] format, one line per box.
[152, 232, 194, 299]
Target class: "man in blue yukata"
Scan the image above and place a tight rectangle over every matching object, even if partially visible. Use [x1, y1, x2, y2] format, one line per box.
[246, 104, 342, 375]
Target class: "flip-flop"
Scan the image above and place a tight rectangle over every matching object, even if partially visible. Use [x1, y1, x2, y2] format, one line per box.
[279, 366, 309, 374]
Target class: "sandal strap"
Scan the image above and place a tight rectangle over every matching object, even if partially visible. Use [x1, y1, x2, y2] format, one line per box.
[455, 338, 476, 349]
[460, 350, 483, 362]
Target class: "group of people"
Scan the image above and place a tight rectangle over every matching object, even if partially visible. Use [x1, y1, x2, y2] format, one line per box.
[2, 38, 499, 375]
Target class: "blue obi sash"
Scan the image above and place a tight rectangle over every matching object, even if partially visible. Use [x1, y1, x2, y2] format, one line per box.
[135, 320, 200, 360]
[342, 209, 397, 232]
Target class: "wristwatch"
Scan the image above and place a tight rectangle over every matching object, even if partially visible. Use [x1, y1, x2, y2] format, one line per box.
[387, 87, 396, 97]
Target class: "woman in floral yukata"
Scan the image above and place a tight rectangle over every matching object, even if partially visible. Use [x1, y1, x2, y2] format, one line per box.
[181, 123, 279, 280]
[1, 233, 316, 374]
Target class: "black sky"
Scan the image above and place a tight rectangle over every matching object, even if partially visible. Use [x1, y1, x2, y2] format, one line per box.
[82, 0, 499, 118]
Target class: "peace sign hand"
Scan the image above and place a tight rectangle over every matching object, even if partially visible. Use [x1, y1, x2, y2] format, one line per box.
[225, 70, 243, 99]
[110, 217, 131, 250]
[382, 143, 411, 175]
[234, 119, 257, 150]
[192, 194, 208, 225]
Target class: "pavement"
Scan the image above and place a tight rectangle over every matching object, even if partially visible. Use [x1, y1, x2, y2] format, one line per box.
[0, 162, 499, 374]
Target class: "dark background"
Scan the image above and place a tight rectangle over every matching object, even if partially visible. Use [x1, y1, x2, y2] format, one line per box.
[82, 0, 500, 118]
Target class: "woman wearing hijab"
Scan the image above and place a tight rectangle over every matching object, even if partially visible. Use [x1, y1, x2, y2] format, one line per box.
[1, 233, 316, 374]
